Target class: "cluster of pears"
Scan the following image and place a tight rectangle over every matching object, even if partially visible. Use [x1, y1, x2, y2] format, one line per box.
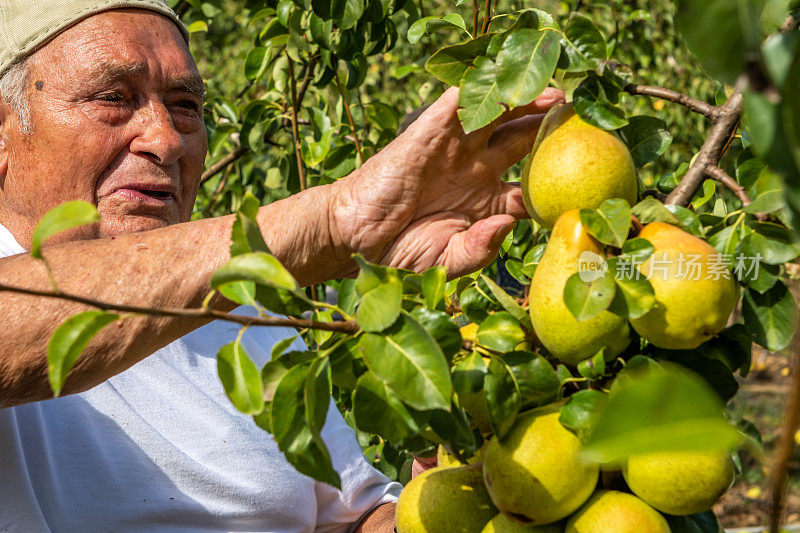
[523, 104, 738, 364]
[395, 404, 734, 532]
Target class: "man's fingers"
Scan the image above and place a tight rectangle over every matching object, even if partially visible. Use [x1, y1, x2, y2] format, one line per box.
[486, 113, 545, 170]
[471, 87, 565, 144]
[501, 183, 530, 220]
[440, 214, 516, 278]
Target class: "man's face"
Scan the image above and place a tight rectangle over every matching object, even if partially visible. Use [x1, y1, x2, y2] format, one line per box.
[0, 9, 207, 247]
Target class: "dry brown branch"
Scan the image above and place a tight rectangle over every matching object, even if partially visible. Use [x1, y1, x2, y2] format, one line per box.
[624, 84, 716, 118]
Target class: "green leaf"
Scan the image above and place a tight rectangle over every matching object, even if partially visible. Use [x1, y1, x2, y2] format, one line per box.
[245, 47, 271, 82]
[479, 274, 531, 329]
[580, 198, 632, 248]
[744, 166, 785, 214]
[583, 368, 742, 463]
[31, 201, 100, 259]
[457, 56, 504, 134]
[230, 191, 269, 256]
[212, 252, 298, 291]
[217, 340, 264, 415]
[410, 307, 462, 363]
[559, 389, 608, 443]
[422, 266, 447, 311]
[573, 75, 628, 130]
[334, 0, 365, 30]
[618, 116, 673, 168]
[494, 27, 561, 108]
[655, 348, 739, 402]
[742, 282, 798, 351]
[665, 205, 705, 238]
[424, 34, 492, 86]
[407, 13, 468, 44]
[738, 222, 800, 264]
[783, 30, 800, 176]
[485, 357, 521, 439]
[521, 243, 547, 277]
[560, 13, 607, 72]
[675, 0, 763, 83]
[607, 258, 655, 319]
[359, 312, 452, 410]
[337, 278, 359, 316]
[459, 285, 498, 323]
[632, 197, 680, 225]
[452, 351, 487, 394]
[690, 179, 716, 210]
[502, 351, 560, 406]
[270, 363, 341, 488]
[621, 237, 655, 261]
[563, 269, 616, 321]
[665, 511, 723, 533]
[47, 311, 119, 397]
[352, 372, 419, 442]
[353, 255, 403, 332]
[476, 312, 527, 352]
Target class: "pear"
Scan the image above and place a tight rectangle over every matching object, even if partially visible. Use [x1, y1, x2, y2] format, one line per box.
[630, 222, 739, 349]
[481, 513, 563, 533]
[521, 104, 638, 229]
[529, 210, 630, 366]
[395, 464, 497, 533]
[565, 490, 669, 533]
[623, 450, 734, 516]
[482, 404, 598, 525]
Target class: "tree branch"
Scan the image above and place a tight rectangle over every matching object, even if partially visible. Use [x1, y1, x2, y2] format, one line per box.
[665, 91, 743, 206]
[0, 283, 359, 334]
[200, 146, 250, 185]
[780, 13, 799, 33]
[705, 164, 752, 207]
[624, 84, 716, 118]
[287, 56, 307, 191]
[335, 74, 364, 165]
[768, 314, 800, 532]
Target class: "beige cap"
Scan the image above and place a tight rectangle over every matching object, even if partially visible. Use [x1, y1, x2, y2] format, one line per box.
[0, 0, 189, 78]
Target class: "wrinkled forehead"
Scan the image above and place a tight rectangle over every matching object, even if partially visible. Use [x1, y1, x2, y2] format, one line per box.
[28, 9, 202, 94]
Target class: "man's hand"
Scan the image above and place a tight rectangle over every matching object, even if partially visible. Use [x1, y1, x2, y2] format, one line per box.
[330, 87, 564, 278]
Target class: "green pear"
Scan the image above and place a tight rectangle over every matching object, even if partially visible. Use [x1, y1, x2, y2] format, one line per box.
[395, 464, 497, 533]
[437, 441, 488, 469]
[623, 450, 734, 515]
[482, 404, 598, 525]
[521, 104, 638, 229]
[529, 210, 630, 366]
[481, 513, 563, 533]
[630, 222, 739, 349]
[565, 490, 669, 533]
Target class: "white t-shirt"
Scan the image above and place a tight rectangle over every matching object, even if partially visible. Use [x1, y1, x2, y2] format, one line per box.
[0, 224, 401, 532]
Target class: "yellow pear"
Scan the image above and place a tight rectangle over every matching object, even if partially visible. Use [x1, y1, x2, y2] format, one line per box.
[630, 223, 739, 349]
[481, 513, 562, 533]
[521, 104, 638, 229]
[623, 450, 734, 515]
[529, 210, 630, 366]
[396, 464, 498, 533]
[565, 490, 669, 533]
[482, 405, 598, 525]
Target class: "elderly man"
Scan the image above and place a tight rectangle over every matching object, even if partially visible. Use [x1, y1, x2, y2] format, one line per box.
[0, 0, 562, 530]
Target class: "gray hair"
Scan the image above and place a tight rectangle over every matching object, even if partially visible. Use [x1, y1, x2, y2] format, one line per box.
[0, 59, 32, 135]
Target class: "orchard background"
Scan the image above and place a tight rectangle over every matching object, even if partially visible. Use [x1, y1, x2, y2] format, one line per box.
[15, 0, 800, 530]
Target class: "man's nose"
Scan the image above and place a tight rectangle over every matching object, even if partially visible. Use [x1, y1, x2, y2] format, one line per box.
[129, 100, 188, 166]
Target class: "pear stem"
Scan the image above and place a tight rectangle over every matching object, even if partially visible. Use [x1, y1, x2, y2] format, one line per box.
[630, 214, 644, 235]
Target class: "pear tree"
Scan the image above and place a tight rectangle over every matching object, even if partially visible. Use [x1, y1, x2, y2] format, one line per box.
[8, 0, 800, 531]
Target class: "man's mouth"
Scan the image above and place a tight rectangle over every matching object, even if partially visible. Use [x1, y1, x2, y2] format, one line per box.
[112, 187, 176, 205]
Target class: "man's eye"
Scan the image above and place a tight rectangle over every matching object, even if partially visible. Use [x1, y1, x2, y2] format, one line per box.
[174, 100, 200, 112]
[98, 93, 126, 103]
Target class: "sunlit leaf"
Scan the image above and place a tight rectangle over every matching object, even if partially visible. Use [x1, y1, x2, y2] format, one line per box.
[31, 201, 100, 259]
[618, 116, 673, 168]
[47, 311, 119, 397]
[424, 34, 492, 86]
[563, 269, 616, 321]
[476, 311, 527, 352]
[457, 56, 504, 133]
[580, 198, 632, 248]
[217, 340, 264, 415]
[353, 255, 403, 332]
[742, 282, 798, 351]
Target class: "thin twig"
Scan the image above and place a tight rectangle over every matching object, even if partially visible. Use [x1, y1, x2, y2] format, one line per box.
[481, 0, 493, 34]
[200, 146, 250, 185]
[335, 74, 364, 165]
[768, 313, 800, 532]
[472, 0, 480, 36]
[175, 0, 190, 18]
[287, 56, 307, 191]
[624, 84, 716, 118]
[0, 283, 359, 334]
[666, 91, 743, 206]
[203, 163, 234, 217]
[631, 214, 644, 234]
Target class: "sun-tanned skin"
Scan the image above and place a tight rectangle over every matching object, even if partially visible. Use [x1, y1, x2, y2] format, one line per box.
[0, 8, 562, 529]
